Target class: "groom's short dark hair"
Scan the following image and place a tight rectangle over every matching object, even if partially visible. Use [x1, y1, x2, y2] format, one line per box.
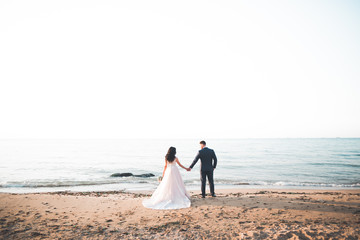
[200, 140, 206, 145]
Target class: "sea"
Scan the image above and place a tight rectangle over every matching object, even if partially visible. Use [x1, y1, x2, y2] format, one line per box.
[0, 138, 359, 193]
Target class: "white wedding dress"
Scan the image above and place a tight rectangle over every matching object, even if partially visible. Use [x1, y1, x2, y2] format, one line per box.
[143, 161, 191, 210]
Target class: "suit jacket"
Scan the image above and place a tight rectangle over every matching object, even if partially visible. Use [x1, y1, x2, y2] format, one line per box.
[190, 147, 217, 172]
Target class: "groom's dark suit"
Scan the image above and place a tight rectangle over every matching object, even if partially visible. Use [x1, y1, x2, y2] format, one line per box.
[189, 147, 217, 197]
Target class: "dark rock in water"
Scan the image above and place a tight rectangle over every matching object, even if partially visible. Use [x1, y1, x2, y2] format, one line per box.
[110, 173, 133, 177]
[110, 173, 154, 178]
[134, 173, 155, 178]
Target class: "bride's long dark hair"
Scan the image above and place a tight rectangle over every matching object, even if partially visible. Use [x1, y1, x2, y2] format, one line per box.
[165, 147, 176, 163]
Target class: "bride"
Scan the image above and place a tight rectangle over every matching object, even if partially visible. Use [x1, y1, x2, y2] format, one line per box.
[143, 147, 191, 210]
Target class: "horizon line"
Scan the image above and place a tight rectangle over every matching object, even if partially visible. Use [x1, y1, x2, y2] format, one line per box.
[0, 137, 359, 140]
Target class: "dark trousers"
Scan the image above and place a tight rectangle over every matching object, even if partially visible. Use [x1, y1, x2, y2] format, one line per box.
[201, 170, 215, 196]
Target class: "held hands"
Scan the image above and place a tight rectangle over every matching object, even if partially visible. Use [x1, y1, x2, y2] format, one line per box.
[186, 167, 191, 172]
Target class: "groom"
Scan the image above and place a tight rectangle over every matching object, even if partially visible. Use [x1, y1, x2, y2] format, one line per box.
[189, 140, 217, 198]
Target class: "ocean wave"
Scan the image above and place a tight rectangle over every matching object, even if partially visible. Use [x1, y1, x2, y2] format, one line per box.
[251, 181, 360, 188]
[1, 179, 359, 190]
[0, 178, 156, 188]
[308, 162, 360, 168]
[333, 153, 360, 157]
[185, 179, 360, 188]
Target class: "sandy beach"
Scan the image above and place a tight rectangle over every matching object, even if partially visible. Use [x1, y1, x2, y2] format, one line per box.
[0, 189, 359, 239]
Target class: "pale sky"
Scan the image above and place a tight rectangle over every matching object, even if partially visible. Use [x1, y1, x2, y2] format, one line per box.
[0, 0, 359, 139]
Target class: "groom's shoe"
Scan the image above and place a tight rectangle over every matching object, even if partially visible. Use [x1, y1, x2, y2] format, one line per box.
[211, 194, 216, 197]
[201, 195, 205, 198]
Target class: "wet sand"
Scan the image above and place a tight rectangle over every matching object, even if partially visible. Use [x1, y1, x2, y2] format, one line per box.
[0, 189, 359, 239]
